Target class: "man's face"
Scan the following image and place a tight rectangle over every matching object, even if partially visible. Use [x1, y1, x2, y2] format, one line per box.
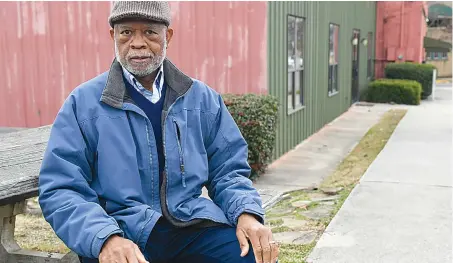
[110, 21, 173, 77]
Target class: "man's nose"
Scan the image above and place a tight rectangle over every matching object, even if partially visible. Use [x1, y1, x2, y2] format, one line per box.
[130, 34, 146, 49]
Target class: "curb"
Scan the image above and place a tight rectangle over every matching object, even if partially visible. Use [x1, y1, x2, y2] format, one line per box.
[262, 193, 284, 210]
[436, 79, 452, 84]
[262, 187, 317, 211]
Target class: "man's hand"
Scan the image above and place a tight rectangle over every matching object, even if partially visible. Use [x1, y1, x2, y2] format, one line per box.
[99, 235, 149, 263]
[236, 213, 279, 263]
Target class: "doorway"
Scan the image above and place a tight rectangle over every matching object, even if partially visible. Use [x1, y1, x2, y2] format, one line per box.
[351, 29, 360, 103]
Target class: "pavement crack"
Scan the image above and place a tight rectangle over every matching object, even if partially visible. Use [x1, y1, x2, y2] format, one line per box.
[362, 180, 452, 189]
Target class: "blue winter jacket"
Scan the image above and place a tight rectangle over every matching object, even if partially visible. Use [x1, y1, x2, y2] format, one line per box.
[38, 59, 265, 259]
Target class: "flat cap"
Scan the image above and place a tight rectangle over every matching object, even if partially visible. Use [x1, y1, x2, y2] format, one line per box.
[108, 1, 171, 27]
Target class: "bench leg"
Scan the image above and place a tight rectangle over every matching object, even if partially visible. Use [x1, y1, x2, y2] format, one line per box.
[0, 202, 80, 263]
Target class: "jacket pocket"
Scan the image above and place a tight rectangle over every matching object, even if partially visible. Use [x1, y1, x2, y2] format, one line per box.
[173, 118, 186, 187]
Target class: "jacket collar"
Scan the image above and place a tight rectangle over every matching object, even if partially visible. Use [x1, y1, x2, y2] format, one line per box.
[101, 58, 193, 109]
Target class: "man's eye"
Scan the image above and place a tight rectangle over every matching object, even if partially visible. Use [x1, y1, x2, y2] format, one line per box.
[121, 30, 132, 35]
[145, 30, 157, 35]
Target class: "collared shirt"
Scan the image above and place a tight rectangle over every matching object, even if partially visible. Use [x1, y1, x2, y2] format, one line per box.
[122, 65, 165, 104]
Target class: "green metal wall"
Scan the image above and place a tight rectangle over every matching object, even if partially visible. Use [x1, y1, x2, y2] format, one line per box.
[268, 1, 376, 158]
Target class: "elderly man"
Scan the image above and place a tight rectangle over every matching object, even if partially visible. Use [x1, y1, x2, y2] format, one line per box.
[38, 1, 278, 263]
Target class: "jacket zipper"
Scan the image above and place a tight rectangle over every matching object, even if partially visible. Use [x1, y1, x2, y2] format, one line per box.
[173, 119, 186, 187]
[161, 89, 205, 228]
[144, 118, 154, 209]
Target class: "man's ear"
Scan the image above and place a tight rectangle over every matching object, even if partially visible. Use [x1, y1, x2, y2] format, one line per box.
[165, 27, 174, 49]
[110, 28, 115, 40]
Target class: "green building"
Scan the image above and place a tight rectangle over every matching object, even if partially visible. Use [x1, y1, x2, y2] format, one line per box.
[267, 1, 377, 158]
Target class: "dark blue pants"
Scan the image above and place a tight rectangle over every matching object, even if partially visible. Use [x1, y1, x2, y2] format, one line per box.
[80, 218, 256, 263]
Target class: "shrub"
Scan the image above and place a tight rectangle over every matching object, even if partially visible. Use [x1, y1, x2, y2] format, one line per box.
[385, 62, 436, 99]
[223, 94, 279, 180]
[366, 79, 422, 105]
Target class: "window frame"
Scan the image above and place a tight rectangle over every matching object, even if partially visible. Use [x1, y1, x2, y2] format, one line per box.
[328, 23, 340, 97]
[287, 14, 306, 114]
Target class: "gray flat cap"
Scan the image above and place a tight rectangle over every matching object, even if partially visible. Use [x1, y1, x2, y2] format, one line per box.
[108, 1, 171, 27]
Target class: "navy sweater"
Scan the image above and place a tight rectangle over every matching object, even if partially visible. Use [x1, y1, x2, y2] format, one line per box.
[125, 79, 166, 186]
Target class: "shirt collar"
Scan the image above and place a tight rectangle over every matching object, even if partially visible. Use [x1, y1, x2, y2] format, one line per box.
[121, 64, 165, 91]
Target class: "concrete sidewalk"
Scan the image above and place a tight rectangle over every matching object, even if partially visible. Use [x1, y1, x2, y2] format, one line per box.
[0, 127, 24, 134]
[254, 102, 404, 209]
[307, 85, 452, 263]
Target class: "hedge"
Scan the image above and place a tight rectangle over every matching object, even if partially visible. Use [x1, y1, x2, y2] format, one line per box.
[366, 79, 422, 105]
[385, 62, 436, 99]
[223, 94, 279, 180]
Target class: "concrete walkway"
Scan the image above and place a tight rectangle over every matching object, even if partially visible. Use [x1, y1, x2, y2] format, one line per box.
[254, 102, 403, 208]
[307, 85, 452, 263]
[0, 127, 24, 134]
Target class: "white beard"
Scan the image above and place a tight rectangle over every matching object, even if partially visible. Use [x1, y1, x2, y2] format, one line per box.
[114, 39, 167, 77]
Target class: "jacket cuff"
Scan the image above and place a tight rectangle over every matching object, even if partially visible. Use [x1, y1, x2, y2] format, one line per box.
[232, 203, 265, 226]
[91, 224, 124, 258]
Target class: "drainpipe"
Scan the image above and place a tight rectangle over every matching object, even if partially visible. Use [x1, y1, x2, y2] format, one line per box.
[400, 2, 404, 54]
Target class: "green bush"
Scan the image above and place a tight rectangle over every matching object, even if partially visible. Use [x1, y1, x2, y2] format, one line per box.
[223, 94, 279, 180]
[366, 79, 422, 105]
[385, 62, 436, 99]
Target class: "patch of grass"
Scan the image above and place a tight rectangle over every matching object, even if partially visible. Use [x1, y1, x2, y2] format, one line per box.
[15, 214, 69, 254]
[293, 213, 310, 221]
[270, 199, 293, 212]
[271, 226, 292, 233]
[278, 243, 316, 263]
[288, 190, 309, 199]
[268, 218, 284, 227]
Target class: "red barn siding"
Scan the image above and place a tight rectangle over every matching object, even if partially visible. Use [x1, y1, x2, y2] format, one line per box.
[0, 1, 267, 128]
[167, 1, 267, 95]
[0, 1, 113, 127]
[375, 1, 427, 78]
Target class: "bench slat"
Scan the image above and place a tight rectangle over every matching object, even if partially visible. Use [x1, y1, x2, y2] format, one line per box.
[0, 126, 51, 204]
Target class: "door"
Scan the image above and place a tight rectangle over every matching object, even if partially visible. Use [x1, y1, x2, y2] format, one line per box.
[351, 29, 360, 103]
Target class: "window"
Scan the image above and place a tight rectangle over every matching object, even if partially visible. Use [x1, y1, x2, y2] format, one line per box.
[426, 51, 448, 61]
[367, 32, 373, 79]
[328, 24, 339, 95]
[287, 15, 305, 111]
[438, 52, 443, 60]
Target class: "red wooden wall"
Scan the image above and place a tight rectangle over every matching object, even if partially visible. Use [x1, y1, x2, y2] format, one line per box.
[0, 1, 113, 127]
[0, 1, 267, 127]
[167, 1, 267, 95]
[375, 1, 428, 78]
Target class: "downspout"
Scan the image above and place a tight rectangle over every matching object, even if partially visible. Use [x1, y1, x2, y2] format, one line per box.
[400, 2, 404, 51]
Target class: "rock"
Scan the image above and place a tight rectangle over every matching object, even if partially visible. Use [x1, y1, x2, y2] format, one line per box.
[273, 232, 302, 244]
[294, 231, 318, 245]
[322, 201, 336, 206]
[307, 192, 329, 199]
[25, 199, 42, 216]
[311, 196, 340, 202]
[273, 231, 318, 245]
[291, 200, 312, 209]
[282, 217, 309, 229]
[321, 187, 343, 195]
[268, 207, 293, 216]
[300, 206, 332, 220]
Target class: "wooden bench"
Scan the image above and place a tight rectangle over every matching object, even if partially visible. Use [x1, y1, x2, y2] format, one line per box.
[0, 126, 79, 263]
